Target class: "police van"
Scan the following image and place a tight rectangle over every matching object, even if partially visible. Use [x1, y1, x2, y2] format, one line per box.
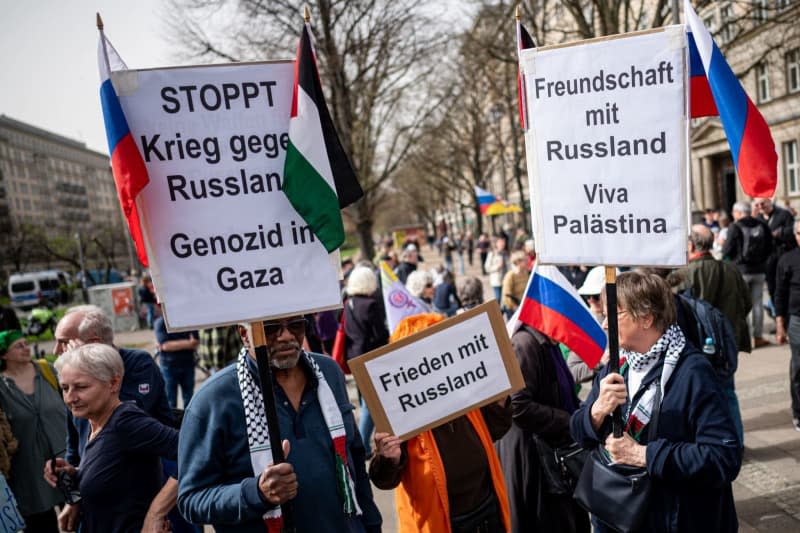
[8, 271, 64, 309]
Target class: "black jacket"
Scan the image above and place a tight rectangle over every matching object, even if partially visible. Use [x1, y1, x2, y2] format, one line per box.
[722, 215, 773, 274]
[344, 295, 390, 360]
[571, 345, 740, 532]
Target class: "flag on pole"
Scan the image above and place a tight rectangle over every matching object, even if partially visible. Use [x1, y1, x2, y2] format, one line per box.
[97, 30, 150, 267]
[508, 264, 606, 368]
[516, 19, 535, 129]
[380, 261, 429, 334]
[684, 0, 777, 198]
[283, 23, 363, 253]
[474, 185, 499, 215]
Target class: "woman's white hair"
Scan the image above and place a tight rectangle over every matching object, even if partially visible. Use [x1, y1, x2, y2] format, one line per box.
[54, 343, 124, 383]
[406, 270, 433, 298]
[346, 265, 378, 297]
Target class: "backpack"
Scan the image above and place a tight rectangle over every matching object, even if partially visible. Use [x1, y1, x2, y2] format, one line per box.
[677, 292, 738, 380]
[739, 222, 770, 265]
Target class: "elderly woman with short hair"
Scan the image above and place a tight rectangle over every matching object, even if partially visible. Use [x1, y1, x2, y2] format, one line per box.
[47, 344, 178, 533]
[570, 271, 740, 532]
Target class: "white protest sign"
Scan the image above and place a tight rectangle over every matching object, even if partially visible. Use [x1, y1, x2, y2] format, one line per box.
[522, 27, 689, 266]
[112, 62, 341, 329]
[348, 302, 523, 440]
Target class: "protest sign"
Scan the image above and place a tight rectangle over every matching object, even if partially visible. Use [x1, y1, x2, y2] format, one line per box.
[521, 27, 689, 266]
[110, 61, 341, 329]
[348, 302, 524, 440]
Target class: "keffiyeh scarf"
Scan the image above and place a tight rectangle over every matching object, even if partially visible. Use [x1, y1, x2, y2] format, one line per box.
[619, 324, 685, 441]
[237, 348, 362, 532]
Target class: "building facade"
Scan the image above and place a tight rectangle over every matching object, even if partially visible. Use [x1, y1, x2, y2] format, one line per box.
[690, 1, 800, 214]
[0, 115, 127, 272]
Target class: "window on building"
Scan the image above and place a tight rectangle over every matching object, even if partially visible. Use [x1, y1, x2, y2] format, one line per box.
[777, 0, 793, 11]
[756, 62, 770, 103]
[786, 141, 800, 195]
[788, 49, 800, 94]
[720, 4, 733, 43]
[703, 13, 716, 32]
[752, 0, 768, 22]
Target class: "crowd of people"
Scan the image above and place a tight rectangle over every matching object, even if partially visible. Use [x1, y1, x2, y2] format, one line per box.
[0, 194, 796, 532]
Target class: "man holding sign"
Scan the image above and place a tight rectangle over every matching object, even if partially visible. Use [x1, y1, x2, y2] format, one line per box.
[177, 315, 382, 532]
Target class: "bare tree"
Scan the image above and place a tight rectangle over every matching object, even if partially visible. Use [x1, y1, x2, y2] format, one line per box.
[165, 0, 449, 260]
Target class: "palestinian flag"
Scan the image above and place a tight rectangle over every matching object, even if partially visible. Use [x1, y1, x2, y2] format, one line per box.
[283, 23, 363, 252]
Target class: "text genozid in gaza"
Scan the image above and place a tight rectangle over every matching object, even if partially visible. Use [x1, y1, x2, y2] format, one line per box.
[136, 79, 317, 293]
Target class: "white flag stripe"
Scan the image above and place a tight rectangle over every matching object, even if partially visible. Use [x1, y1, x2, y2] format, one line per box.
[289, 87, 337, 191]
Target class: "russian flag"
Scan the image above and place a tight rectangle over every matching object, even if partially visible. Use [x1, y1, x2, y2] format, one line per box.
[684, 0, 777, 198]
[516, 19, 535, 130]
[509, 264, 606, 368]
[98, 31, 150, 267]
[474, 185, 498, 215]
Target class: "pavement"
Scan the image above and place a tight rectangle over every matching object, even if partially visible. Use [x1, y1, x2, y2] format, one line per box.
[39, 245, 800, 531]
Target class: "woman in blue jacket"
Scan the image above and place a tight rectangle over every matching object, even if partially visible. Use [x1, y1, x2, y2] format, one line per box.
[570, 271, 741, 532]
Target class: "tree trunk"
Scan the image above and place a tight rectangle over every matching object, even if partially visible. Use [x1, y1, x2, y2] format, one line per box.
[355, 218, 375, 262]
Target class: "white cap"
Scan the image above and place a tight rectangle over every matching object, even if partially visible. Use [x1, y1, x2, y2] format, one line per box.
[578, 266, 607, 296]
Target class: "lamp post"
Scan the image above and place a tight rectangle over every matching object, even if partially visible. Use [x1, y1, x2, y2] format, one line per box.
[75, 232, 88, 303]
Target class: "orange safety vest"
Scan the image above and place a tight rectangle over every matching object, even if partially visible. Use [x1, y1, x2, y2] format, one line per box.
[394, 409, 511, 533]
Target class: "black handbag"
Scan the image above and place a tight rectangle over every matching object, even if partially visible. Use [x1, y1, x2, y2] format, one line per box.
[533, 435, 589, 495]
[573, 380, 661, 533]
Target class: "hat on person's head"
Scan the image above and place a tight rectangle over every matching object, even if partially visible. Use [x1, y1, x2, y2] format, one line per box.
[0, 330, 23, 356]
[577, 266, 608, 296]
[404, 244, 418, 253]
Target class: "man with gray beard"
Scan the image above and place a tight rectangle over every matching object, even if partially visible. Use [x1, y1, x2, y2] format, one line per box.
[177, 315, 381, 532]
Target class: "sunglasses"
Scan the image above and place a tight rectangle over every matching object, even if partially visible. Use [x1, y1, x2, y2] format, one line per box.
[262, 318, 307, 338]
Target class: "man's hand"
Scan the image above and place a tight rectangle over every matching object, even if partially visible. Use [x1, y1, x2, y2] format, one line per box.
[58, 503, 80, 532]
[373, 432, 402, 465]
[259, 440, 297, 505]
[605, 433, 647, 467]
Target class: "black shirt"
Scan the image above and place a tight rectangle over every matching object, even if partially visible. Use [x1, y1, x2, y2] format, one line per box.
[77, 402, 177, 533]
[775, 248, 800, 319]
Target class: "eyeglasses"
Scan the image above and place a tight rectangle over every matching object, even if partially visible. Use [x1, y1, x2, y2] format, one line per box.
[262, 318, 307, 338]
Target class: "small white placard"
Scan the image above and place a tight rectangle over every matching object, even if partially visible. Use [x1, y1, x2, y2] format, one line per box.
[348, 302, 523, 440]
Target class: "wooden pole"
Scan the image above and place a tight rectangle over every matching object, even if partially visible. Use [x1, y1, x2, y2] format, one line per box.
[250, 321, 295, 532]
[604, 267, 624, 438]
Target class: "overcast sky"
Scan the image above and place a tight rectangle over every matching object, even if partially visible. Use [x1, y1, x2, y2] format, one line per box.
[0, 0, 171, 153]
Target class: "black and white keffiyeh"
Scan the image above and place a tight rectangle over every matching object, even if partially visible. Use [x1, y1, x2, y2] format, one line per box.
[237, 348, 361, 532]
[619, 324, 685, 440]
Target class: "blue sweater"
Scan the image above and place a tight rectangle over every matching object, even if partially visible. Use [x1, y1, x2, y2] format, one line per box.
[177, 352, 381, 532]
[570, 346, 741, 532]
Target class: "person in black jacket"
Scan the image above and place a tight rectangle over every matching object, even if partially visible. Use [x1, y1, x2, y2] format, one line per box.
[775, 220, 800, 431]
[723, 201, 774, 347]
[571, 271, 740, 532]
[756, 197, 798, 307]
[345, 265, 390, 457]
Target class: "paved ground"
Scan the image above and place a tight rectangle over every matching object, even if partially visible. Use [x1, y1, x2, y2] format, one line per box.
[39, 245, 800, 531]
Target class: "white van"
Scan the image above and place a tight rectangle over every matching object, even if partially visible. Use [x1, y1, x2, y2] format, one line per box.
[8, 271, 62, 309]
